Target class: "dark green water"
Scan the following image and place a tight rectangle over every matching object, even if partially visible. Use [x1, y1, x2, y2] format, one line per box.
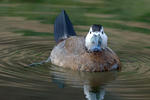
[0, 0, 150, 100]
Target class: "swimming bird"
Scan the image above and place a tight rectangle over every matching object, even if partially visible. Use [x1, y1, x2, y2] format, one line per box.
[49, 10, 121, 72]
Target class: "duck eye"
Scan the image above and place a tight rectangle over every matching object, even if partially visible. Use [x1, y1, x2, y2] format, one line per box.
[90, 32, 92, 34]
[102, 31, 104, 34]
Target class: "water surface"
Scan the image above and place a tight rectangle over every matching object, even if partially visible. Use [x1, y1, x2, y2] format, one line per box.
[0, 0, 150, 100]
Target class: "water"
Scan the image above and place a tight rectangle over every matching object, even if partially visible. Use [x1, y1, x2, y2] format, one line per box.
[0, 0, 150, 100]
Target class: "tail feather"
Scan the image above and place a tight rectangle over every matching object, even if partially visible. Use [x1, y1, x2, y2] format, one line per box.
[54, 10, 76, 43]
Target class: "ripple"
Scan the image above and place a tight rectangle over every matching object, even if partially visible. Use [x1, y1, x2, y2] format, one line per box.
[0, 16, 150, 100]
[0, 32, 150, 100]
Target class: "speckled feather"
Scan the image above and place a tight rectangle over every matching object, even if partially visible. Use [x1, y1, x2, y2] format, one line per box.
[50, 36, 121, 72]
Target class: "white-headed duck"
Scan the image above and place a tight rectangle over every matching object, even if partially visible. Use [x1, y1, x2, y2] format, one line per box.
[49, 10, 121, 72]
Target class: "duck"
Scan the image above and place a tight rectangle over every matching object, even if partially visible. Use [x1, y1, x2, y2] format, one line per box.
[30, 10, 121, 72]
[49, 10, 121, 72]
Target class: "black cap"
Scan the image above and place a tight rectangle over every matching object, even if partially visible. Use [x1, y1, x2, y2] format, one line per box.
[92, 24, 102, 32]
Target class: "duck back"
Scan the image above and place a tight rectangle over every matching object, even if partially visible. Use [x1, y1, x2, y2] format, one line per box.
[50, 36, 121, 72]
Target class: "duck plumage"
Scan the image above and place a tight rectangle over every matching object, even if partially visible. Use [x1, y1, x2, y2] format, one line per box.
[50, 36, 121, 72]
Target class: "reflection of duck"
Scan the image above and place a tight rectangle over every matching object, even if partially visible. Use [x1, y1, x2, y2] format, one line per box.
[84, 85, 105, 100]
[50, 66, 117, 100]
[49, 10, 121, 72]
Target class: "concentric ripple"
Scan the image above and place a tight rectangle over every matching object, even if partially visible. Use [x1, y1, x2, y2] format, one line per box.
[0, 8, 150, 100]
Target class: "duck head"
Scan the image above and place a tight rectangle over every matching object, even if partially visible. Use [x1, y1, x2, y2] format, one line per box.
[85, 24, 108, 52]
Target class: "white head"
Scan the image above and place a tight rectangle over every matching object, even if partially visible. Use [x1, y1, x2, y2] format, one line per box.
[85, 25, 108, 52]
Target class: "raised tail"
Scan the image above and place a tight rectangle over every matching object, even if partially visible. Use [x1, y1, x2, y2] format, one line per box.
[54, 10, 76, 43]
[30, 10, 76, 66]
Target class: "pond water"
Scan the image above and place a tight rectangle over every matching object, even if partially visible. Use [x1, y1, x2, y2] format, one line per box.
[0, 0, 150, 100]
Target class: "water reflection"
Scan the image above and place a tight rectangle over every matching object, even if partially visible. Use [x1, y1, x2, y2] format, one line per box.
[84, 85, 105, 100]
[50, 65, 118, 100]
[0, 0, 150, 99]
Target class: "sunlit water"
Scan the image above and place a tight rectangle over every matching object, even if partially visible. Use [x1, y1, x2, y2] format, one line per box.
[0, 0, 150, 100]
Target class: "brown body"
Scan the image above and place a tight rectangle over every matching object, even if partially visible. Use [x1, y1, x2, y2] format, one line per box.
[50, 36, 121, 72]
